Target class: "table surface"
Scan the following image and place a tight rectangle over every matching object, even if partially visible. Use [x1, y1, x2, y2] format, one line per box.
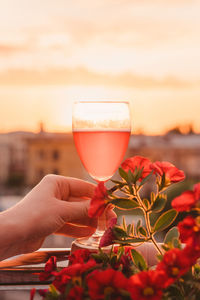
[0, 248, 70, 291]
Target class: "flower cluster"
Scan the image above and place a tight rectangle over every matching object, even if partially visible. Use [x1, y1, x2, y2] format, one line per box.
[32, 156, 200, 300]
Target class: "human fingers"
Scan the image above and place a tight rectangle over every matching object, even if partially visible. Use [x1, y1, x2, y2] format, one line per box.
[61, 177, 96, 198]
[41, 175, 96, 200]
[56, 223, 96, 238]
[68, 196, 91, 202]
[57, 200, 97, 227]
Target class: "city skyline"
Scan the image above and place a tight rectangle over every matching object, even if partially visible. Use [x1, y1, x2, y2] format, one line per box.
[0, 0, 200, 134]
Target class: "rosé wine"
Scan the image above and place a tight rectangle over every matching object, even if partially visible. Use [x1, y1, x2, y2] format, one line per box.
[73, 130, 130, 181]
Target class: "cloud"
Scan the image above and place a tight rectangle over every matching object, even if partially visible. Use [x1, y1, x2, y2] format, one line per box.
[0, 67, 196, 89]
[0, 0, 199, 79]
[0, 44, 28, 54]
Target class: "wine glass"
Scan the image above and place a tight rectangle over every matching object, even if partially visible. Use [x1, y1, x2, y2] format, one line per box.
[72, 101, 131, 250]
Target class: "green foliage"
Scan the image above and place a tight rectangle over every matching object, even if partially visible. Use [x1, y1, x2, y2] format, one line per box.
[110, 198, 139, 210]
[138, 170, 153, 187]
[40, 155, 200, 300]
[164, 227, 179, 245]
[115, 237, 146, 245]
[113, 226, 128, 239]
[151, 194, 167, 212]
[153, 209, 178, 233]
[138, 226, 147, 237]
[143, 198, 150, 210]
[130, 249, 148, 271]
[119, 168, 130, 183]
[118, 167, 146, 185]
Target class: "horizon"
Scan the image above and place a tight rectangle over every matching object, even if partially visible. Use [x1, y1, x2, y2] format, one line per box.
[0, 122, 198, 136]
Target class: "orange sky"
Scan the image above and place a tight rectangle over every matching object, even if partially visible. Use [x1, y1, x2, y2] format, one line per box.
[0, 0, 200, 134]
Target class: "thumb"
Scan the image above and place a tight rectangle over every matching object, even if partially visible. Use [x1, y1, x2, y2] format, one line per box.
[58, 200, 97, 227]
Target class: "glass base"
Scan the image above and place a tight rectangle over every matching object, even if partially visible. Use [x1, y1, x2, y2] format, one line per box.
[71, 230, 112, 253]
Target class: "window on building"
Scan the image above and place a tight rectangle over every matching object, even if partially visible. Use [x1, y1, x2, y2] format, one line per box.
[53, 168, 59, 175]
[38, 149, 45, 159]
[52, 150, 60, 160]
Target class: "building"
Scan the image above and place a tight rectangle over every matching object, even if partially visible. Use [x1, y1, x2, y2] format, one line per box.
[0, 130, 200, 187]
[128, 134, 200, 180]
[0, 143, 10, 184]
[0, 131, 34, 186]
[26, 132, 87, 186]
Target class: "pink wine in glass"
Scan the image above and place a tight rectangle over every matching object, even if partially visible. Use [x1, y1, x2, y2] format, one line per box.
[73, 129, 130, 181]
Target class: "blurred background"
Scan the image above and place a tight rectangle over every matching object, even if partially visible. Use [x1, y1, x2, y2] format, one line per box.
[0, 0, 200, 297]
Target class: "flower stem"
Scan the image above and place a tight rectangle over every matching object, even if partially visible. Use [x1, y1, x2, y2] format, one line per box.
[135, 188, 163, 256]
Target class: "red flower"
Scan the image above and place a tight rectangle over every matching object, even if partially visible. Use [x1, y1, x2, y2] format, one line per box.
[52, 259, 96, 293]
[52, 269, 71, 293]
[184, 244, 200, 267]
[39, 256, 57, 281]
[178, 216, 200, 250]
[172, 183, 200, 212]
[99, 218, 117, 247]
[121, 156, 152, 181]
[38, 290, 48, 297]
[88, 182, 108, 218]
[30, 288, 36, 300]
[172, 191, 196, 212]
[156, 248, 191, 288]
[194, 183, 200, 202]
[150, 161, 185, 186]
[67, 286, 84, 300]
[68, 249, 91, 265]
[128, 270, 165, 300]
[87, 268, 129, 300]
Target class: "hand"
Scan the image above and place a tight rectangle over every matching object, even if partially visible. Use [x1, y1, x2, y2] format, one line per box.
[0, 175, 115, 260]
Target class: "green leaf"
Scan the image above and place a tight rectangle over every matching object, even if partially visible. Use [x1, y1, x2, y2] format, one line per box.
[110, 181, 126, 191]
[151, 194, 167, 212]
[127, 169, 135, 183]
[122, 216, 127, 230]
[114, 237, 146, 244]
[164, 227, 179, 245]
[161, 244, 170, 252]
[127, 223, 134, 235]
[113, 226, 128, 238]
[110, 198, 139, 210]
[143, 198, 150, 210]
[153, 209, 178, 233]
[131, 166, 139, 183]
[172, 237, 181, 249]
[138, 226, 147, 237]
[111, 179, 123, 184]
[110, 255, 117, 267]
[139, 170, 153, 187]
[131, 249, 148, 270]
[159, 173, 166, 191]
[149, 212, 158, 227]
[49, 284, 59, 297]
[136, 219, 142, 235]
[119, 168, 129, 182]
[91, 253, 104, 263]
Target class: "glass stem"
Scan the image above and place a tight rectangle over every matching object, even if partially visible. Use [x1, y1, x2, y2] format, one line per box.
[97, 210, 107, 232]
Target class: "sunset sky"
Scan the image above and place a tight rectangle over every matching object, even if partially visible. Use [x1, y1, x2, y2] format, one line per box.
[0, 0, 200, 134]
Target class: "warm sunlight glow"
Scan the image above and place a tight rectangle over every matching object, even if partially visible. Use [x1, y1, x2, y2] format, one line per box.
[0, 1, 200, 134]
